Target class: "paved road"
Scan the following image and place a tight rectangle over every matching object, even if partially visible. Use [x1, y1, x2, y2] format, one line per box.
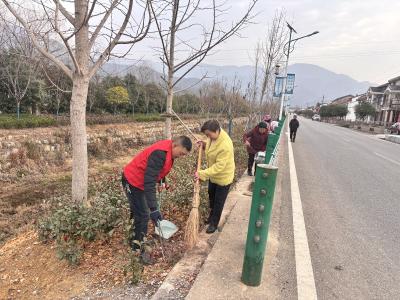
[292, 118, 400, 299]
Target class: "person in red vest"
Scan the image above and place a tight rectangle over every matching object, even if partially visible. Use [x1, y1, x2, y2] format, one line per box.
[122, 136, 192, 263]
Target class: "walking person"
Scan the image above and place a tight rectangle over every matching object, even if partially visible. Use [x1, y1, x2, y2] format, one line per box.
[122, 136, 192, 263]
[289, 114, 300, 142]
[195, 120, 235, 234]
[243, 122, 269, 176]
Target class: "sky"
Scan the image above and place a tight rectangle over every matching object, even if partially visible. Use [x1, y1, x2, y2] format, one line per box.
[121, 0, 400, 84]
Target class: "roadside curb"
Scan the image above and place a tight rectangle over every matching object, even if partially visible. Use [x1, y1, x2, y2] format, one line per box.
[385, 134, 400, 144]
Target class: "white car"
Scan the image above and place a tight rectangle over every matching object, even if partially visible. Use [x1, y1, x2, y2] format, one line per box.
[312, 114, 321, 121]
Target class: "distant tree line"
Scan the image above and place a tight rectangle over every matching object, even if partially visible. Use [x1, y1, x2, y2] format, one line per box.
[319, 104, 348, 119]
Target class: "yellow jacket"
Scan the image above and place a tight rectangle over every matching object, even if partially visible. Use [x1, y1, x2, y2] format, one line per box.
[198, 129, 235, 186]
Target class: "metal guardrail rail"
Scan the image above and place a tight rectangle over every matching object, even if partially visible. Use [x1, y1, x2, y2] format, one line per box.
[241, 116, 286, 286]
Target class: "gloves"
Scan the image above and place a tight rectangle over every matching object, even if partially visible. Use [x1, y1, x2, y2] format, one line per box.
[157, 182, 170, 192]
[196, 140, 206, 149]
[150, 209, 163, 226]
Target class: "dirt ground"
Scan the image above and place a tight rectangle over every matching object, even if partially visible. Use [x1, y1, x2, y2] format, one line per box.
[0, 120, 248, 299]
[0, 199, 192, 300]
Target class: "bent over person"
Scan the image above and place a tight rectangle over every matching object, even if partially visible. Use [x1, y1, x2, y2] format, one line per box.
[122, 136, 192, 264]
[243, 121, 269, 176]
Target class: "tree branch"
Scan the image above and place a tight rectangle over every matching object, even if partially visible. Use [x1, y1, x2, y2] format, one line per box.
[89, 0, 119, 48]
[53, 0, 75, 24]
[1, 0, 73, 79]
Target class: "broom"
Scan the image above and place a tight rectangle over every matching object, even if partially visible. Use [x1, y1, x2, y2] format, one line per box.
[184, 144, 203, 249]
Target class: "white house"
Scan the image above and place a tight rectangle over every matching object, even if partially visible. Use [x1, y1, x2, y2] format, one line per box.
[346, 94, 367, 122]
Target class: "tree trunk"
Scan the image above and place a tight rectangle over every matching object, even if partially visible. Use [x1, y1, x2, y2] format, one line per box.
[165, 86, 173, 139]
[70, 75, 89, 204]
[56, 101, 60, 117]
[71, 0, 90, 204]
[17, 101, 20, 119]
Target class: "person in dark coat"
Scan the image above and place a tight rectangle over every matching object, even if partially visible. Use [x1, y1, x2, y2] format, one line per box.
[122, 136, 192, 264]
[243, 122, 269, 176]
[289, 115, 300, 142]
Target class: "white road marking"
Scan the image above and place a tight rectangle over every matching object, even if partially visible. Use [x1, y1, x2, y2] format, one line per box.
[288, 129, 318, 300]
[374, 152, 400, 167]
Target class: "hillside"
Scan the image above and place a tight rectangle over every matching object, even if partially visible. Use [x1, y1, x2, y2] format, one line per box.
[101, 61, 374, 106]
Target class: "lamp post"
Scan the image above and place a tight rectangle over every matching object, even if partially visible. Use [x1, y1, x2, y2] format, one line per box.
[278, 23, 319, 120]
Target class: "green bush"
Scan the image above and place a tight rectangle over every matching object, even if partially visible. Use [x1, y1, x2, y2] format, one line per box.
[38, 173, 129, 264]
[0, 114, 56, 129]
[132, 114, 164, 122]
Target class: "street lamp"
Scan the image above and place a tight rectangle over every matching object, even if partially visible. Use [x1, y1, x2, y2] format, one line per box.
[278, 24, 319, 120]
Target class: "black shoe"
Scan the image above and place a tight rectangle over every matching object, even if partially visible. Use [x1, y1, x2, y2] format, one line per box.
[247, 170, 253, 176]
[205, 215, 212, 224]
[206, 224, 217, 234]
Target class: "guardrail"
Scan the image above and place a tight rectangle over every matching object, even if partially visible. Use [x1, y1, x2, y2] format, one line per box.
[241, 116, 286, 286]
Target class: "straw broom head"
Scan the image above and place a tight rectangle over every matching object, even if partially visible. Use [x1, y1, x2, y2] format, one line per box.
[184, 145, 203, 249]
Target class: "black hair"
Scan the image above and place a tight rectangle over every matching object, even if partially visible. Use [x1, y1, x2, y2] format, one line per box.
[201, 120, 220, 133]
[258, 122, 268, 129]
[174, 135, 192, 151]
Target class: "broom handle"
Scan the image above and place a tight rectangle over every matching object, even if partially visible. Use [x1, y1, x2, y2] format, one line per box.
[191, 146, 203, 209]
[196, 144, 203, 173]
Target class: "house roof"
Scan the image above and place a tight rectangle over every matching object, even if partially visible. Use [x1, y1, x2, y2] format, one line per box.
[388, 75, 400, 83]
[331, 94, 354, 104]
[369, 83, 389, 93]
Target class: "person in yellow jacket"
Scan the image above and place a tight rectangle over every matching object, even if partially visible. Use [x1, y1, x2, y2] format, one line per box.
[195, 120, 235, 233]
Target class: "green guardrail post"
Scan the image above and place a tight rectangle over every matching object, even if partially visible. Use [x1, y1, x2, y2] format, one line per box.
[241, 164, 278, 286]
[274, 124, 282, 136]
[264, 133, 278, 163]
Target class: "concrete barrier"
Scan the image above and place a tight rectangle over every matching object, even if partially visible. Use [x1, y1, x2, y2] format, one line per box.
[385, 134, 400, 144]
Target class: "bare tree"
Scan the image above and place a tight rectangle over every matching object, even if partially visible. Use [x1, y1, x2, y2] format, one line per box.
[249, 42, 261, 107]
[258, 10, 287, 107]
[1, 0, 151, 203]
[149, 0, 258, 138]
[0, 15, 39, 118]
[42, 64, 72, 115]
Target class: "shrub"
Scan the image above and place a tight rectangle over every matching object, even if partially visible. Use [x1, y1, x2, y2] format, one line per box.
[355, 102, 376, 121]
[38, 173, 129, 264]
[0, 114, 56, 129]
[24, 141, 42, 161]
[133, 114, 164, 122]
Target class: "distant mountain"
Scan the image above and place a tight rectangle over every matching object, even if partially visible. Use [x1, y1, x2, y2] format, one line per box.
[287, 64, 374, 106]
[101, 60, 374, 106]
[178, 63, 374, 106]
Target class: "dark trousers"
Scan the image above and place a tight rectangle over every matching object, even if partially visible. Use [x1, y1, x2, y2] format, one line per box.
[290, 129, 297, 141]
[248, 153, 255, 173]
[208, 181, 231, 226]
[121, 174, 149, 246]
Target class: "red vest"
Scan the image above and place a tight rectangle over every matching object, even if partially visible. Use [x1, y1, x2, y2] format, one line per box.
[124, 140, 174, 190]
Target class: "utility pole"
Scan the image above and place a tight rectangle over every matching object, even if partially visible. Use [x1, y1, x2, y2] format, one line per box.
[278, 23, 319, 120]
